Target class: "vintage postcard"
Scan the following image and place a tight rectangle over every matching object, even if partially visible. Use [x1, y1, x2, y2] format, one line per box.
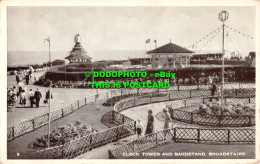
[0, 0, 259, 164]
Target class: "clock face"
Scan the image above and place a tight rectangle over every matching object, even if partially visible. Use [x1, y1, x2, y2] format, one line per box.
[218, 11, 229, 22]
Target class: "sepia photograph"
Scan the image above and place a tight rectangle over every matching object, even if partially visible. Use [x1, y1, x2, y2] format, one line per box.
[0, 1, 259, 163]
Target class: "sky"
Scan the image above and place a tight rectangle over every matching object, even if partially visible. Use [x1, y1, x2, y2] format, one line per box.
[7, 6, 255, 56]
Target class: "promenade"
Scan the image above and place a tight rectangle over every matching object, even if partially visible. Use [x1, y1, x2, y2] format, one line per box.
[7, 72, 109, 126]
[8, 99, 112, 159]
[7, 78, 255, 159]
[77, 102, 254, 159]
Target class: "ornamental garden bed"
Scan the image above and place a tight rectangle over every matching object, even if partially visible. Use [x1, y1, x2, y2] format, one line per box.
[193, 101, 255, 116]
[28, 121, 96, 150]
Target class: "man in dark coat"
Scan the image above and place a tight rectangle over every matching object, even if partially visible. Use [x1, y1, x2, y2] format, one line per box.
[25, 74, 30, 85]
[45, 90, 53, 104]
[16, 74, 20, 84]
[28, 89, 34, 108]
[34, 88, 42, 108]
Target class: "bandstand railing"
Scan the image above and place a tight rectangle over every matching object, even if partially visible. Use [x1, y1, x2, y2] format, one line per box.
[167, 97, 255, 127]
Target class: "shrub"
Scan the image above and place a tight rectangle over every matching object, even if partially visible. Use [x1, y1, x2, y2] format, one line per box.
[28, 121, 96, 149]
[194, 102, 255, 116]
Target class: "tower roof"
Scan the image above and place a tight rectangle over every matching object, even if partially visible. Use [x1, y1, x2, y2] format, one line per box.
[65, 42, 92, 60]
[147, 42, 194, 54]
[71, 42, 87, 53]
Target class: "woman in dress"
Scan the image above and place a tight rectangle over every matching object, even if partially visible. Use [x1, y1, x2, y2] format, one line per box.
[163, 108, 172, 130]
[162, 108, 173, 140]
[20, 90, 27, 107]
[136, 118, 143, 138]
[145, 110, 154, 135]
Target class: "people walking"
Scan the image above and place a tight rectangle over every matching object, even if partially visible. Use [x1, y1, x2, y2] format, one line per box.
[163, 108, 172, 130]
[44, 90, 53, 104]
[12, 86, 17, 95]
[8, 93, 17, 110]
[7, 89, 13, 100]
[17, 81, 24, 96]
[29, 66, 33, 76]
[28, 89, 34, 108]
[16, 74, 20, 84]
[145, 110, 154, 135]
[162, 107, 172, 140]
[136, 118, 143, 138]
[25, 74, 30, 85]
[20, 90, 27, 107]
[34, 88, 42, 108]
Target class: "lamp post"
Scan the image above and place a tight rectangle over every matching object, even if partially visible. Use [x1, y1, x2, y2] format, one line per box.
[44, 36, 52, 147]
[218, 10, 229, 108]
[96, 88, 100, 110]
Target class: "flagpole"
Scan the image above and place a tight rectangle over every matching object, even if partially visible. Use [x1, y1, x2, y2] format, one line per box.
[48, 36, 52, 148]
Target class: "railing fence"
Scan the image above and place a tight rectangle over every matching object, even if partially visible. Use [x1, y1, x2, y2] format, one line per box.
[108, 127, 255, 159]
[7, 82, 255, 159]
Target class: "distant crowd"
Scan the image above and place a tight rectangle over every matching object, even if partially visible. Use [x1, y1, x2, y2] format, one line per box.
[7, 67, 53, 110]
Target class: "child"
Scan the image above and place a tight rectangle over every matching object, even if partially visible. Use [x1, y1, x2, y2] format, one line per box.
[136, 118, 143, 138]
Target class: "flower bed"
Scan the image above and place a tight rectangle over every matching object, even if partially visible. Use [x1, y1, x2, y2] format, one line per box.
[28, 121, 96, 149]
[193, 101, 255, 116]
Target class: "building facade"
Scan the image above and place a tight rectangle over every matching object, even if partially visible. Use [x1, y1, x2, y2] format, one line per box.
[146, 42, 194, 69]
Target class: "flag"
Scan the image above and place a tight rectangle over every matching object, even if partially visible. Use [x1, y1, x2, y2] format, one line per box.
[146, 39, 150, 43]
[44, 37, 50, 42]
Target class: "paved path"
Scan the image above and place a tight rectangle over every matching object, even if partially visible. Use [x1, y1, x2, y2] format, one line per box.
[7, 99, 113, 159]
[74, 103, 196, 159]
[76, 102, 254, 159]
[7, 76, 255, 159]
[7, 73, 110, 127]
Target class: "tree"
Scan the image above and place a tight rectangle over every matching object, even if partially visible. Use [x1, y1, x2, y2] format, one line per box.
[249, 52, 255, 60]
[52, 60, 65, 66]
